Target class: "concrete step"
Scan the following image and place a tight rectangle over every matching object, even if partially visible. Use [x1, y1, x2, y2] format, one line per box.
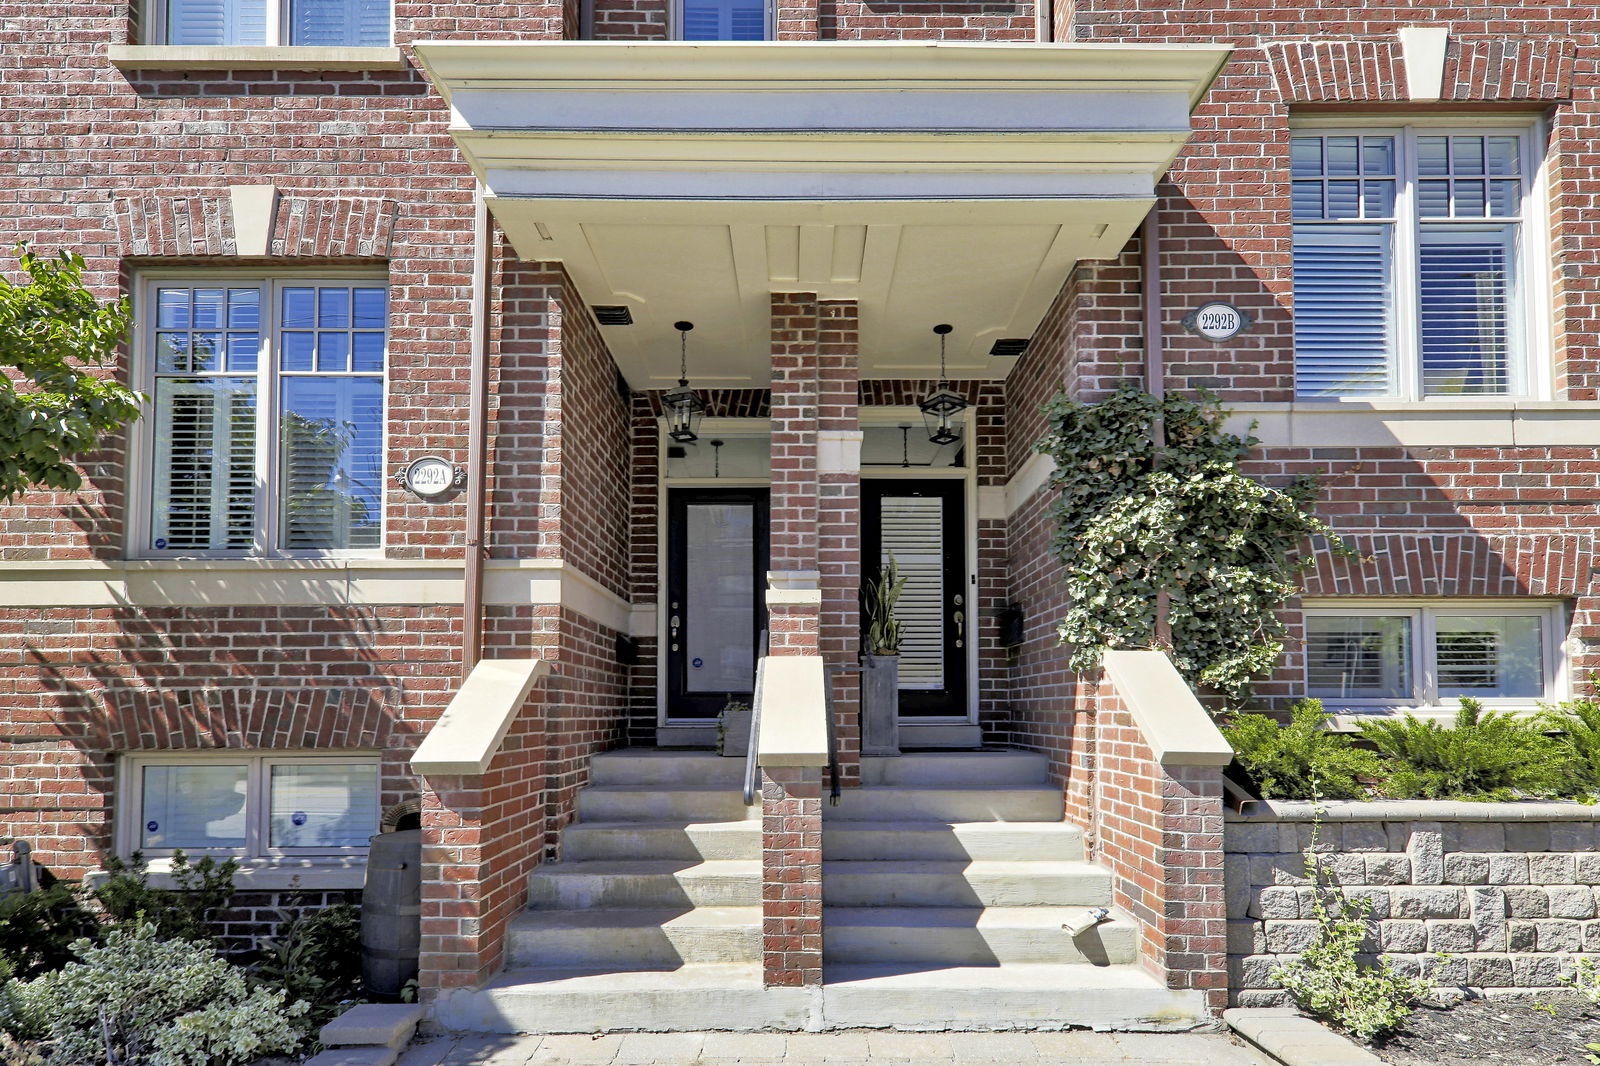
[576, 786, 758, 824]
[825, 786, 1063, 823]
[822, 821, 1083, 862]
[507, 906, 760, 968]
[821, 860, 1111, 908]
[822, 906, 1139, 966]
[589, 750, 745, 788]
[819, 963, 1209, 1031]
[432, 964, 814, 1034]
[562, 820, 760, 862]
[860, 751, 1050, 787]
[529, 860, 761, 909]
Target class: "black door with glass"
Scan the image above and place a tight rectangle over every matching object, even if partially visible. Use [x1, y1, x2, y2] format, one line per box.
[861, 480, 967, 718]
[666, 489, 770, 720]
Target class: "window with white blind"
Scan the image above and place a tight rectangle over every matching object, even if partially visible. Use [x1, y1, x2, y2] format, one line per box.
[1292, 127, 1539, 400]
[675, 0, 770, 39]
[122, 754, 380, 859]
[151, 0, 390, 45]
[1303, 603, 1563, 710]
[141, 277, 386, 556]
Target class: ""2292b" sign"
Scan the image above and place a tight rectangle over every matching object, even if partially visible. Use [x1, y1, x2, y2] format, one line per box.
[1181, 301, 1253, 342]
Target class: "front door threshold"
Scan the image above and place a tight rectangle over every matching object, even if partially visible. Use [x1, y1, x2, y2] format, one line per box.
[657, 724, 718, 749]
[897, 723, 983, 749]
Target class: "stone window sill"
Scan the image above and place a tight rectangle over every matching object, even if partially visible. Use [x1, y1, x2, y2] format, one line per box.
[107, 45, 408, 72]
[90, 856, 368, 891]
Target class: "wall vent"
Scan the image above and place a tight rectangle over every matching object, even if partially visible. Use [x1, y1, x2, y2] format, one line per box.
[988, 338, 1029, 357]
[593, 305, 634, 326]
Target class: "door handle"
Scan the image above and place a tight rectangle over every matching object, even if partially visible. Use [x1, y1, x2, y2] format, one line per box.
[670, 614, 681, 651]
[953, 609, 964, 648]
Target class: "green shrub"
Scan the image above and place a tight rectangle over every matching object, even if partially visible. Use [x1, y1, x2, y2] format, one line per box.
[1272, 835, 1429, 1042]
[1358, 698, 1568, 800]
[0, 883, 99, 981]
[93, 851, 237, 944]
[8, 922, 305, 1066]
[252, 902, 365, 1034]
[1540, 696, 1600, 794]
[1223, 699, 1383, 800]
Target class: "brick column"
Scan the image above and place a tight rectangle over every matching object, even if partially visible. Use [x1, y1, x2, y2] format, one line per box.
[817, 301, 862, 783]
[775, 0, 819, 39]
[768, 292, 822, 657]
[761, 766, 824, 986]
[760, 295, 827, 987]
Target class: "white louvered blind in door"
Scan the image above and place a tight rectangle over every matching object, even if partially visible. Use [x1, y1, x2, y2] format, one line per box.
[880, 496, 944, 690]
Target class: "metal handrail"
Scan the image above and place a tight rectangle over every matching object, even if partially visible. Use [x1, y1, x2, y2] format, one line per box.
[742, 629, 769, 805]
[823, 663, 861, 807]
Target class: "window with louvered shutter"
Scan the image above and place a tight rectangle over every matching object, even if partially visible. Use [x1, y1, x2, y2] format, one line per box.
[144, 278, 386, 556]
[1290, 128, 1532, 400]
[879, 496, 945, 690]
[1303, 605, 1559, 709]
[158, 0, 389, 44]
[680, 0, 768, 39]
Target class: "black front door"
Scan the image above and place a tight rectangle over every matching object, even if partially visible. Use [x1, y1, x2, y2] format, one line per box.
[666, 488, 770, 720]
[861, 479, 968, 718]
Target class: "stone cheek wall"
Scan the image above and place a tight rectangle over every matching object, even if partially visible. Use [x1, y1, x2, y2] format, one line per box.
[1227, 803, 1600, 1004]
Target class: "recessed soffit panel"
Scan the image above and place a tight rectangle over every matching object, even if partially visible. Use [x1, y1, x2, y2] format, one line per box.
[412, 41, 1232, 387]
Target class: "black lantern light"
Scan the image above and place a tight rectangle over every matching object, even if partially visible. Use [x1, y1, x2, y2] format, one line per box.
[919, 323, 967, 446]
[662, 320, 706, 444]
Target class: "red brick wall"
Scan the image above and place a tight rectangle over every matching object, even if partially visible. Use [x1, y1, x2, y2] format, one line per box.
[760, 766, 823, 986]
[1090, 676, 1228, 1010]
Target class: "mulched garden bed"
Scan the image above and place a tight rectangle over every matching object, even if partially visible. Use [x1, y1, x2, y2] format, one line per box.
[1376, 996, 1600, 1066]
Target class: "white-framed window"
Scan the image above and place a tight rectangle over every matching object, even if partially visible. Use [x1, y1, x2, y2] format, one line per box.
[673, 0, 771, 39]
[148, 0, 390, 46]
[135, 275, 387, 557]
[120, 754, 381, 859]
[1302, 601, 1566, 710]
[1291, 124, 1544, 400]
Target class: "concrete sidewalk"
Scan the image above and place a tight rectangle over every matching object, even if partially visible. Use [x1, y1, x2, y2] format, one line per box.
[395, 1030, 1276, 1065]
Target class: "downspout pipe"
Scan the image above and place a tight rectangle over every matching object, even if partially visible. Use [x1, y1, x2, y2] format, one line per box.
[1142, 206, 1171, 650]
[462, 189, 491, 678]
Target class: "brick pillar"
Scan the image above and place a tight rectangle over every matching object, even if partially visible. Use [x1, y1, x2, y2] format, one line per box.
[760, 295, 827, 987]
[775, 0, 819, 39]
[817, 301, 862, 784]
[768, 292, 822, 657]
[761, 766, 824, 986]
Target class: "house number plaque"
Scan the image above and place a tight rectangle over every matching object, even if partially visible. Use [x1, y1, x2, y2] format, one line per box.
[1181, 301, 1253, 342]
[396, 456, 466, 499]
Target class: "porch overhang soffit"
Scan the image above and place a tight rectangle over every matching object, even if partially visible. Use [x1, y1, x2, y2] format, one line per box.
[411, 41, 1231, 387]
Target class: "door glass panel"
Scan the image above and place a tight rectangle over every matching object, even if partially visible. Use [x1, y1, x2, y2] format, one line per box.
[685, 503, 755, 693]
[881, 496, 944, 690]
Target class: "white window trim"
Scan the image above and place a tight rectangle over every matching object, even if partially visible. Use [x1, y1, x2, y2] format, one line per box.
[1301, 599, 1568, 714]
[669, 0, 775, 40]
[1290, 116, 1552, 403]
[129, 268, 390, 561]
[117, 751, 383, 863]
[140, 0, 394, 47]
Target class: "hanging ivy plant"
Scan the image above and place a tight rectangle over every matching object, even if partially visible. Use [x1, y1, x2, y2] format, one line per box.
[1037, 384, 1350, 701]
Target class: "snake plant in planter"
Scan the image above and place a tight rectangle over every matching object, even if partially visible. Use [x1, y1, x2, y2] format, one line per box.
[860, 556, 906, 757]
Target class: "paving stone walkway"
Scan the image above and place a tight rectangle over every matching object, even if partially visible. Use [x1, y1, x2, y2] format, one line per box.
[395, 1030, 1275, 1065]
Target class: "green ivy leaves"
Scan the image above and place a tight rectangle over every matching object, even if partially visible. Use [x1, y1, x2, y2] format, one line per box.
[1038, 385, 1349, 701]
[0, 247, 141, 502]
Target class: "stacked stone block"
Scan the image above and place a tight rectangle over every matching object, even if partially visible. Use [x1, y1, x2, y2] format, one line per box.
[1227, 806, 1600, 1004]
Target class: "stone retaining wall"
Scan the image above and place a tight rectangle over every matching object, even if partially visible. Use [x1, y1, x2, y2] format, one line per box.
[1227, 801, 1600, 1005]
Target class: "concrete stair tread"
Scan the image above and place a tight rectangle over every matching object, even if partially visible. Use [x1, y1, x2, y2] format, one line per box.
[823, 905, 1132, 928]
[537, 859, 758, 874]
[581, 785, 751, 796]
[822, 961, 1169, 988]
[567, 819, 757, 831]
[826, 786, 1065, 823]
[861, 751, 1051, 787]
[513, 906, 757, 930]
[823, 819, 1081, 833]
[484, 962, 764, 990]
[822, 859, 1102, 874]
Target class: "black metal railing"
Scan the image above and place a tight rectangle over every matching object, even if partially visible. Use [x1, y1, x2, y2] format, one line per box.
[742, 629, 770, 806]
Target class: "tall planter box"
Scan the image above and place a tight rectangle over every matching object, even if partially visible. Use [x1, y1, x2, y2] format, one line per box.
[860, 654, 900, 757]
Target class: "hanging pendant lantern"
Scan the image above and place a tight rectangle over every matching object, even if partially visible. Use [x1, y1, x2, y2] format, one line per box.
[662, 320, 707, 444]
[919, 323, 967, 446]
